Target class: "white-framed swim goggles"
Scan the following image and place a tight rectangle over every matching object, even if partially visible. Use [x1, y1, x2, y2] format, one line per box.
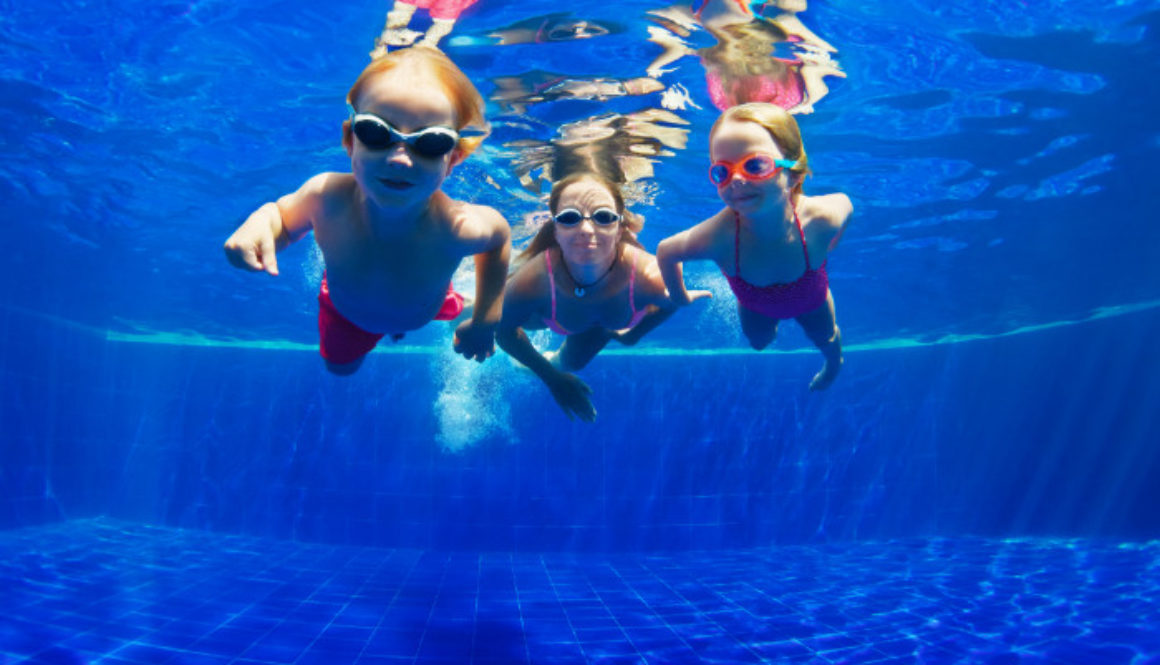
[348, 106, 466, 158]
[552, 207, 622, 227]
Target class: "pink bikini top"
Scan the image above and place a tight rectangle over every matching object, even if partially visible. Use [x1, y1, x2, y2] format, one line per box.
[724, 210, 828, 320]
[543, 249, 647, 336]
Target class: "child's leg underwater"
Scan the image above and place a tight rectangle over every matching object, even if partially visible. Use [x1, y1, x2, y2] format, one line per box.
[738, 303, 779, 351]
[796, 290, 842, 390]
[554, 328, 615, 372]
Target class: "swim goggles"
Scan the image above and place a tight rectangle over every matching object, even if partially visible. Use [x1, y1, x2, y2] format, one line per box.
[709, 153, 798, 186]
[348, 107, 460, 158]
[553, 207, 621, 227]
[543, 20, 610, 41]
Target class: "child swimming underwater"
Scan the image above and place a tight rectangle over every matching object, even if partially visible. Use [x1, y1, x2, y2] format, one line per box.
[223, 47, 511, 375]
[658, 103, 852, 389]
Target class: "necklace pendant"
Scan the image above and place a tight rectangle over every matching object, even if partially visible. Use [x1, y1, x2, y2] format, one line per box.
[574, 286, 586, 297]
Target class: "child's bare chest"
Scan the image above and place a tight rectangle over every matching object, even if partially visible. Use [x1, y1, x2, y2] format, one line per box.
[313, 220, 466, 331]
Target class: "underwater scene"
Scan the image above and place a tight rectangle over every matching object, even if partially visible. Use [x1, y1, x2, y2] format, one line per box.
[2, 0, 1160, 662]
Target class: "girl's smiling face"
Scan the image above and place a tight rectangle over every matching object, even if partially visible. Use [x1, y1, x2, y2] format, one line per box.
[710, 118, 795, 215]
[346, 67, 461, 209]
[552, 178, 622, 268]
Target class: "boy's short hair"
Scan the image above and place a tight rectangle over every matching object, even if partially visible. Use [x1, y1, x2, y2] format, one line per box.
[346, 47, 488, 156]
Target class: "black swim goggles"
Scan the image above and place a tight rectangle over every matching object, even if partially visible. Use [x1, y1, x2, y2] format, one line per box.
[348, 107, 461, 158]
[552, 207, 621, 227]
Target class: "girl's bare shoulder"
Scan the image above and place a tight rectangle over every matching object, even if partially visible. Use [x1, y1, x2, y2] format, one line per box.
[693, 207, 737, 260]
[799, 193, 853, 230]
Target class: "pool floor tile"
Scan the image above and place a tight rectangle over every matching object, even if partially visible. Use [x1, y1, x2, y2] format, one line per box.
[0, 519, 1158, 664]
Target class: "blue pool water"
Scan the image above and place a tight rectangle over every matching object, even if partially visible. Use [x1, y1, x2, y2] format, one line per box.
[3, 0, 1160, 663]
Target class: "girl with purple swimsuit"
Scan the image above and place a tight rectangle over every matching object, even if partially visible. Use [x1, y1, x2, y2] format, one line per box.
[657, 103, 852, 390]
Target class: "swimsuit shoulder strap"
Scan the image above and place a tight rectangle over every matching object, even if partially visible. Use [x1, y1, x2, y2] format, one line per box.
[545, 250, 559, 323]
[794, 211, 811, 271]
[732, 210, 742, 277]
[628, 247, 639, 315]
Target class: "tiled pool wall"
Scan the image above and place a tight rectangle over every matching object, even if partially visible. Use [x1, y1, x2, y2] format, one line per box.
[2, 306, 1158, 551]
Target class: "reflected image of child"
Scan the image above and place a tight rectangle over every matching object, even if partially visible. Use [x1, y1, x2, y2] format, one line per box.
[224, 47, 510, 375]
[646, 0, 844, 114]
[371, 0, 481, 55]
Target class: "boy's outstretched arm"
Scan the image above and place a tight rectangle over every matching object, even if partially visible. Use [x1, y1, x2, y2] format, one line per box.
[223, 174, 326, 276]
[453, 210, 511, 362]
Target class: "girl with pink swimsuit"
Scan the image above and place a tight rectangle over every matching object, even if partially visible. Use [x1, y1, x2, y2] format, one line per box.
[657, 103, 853, 390]
[497, 172, 709, 421]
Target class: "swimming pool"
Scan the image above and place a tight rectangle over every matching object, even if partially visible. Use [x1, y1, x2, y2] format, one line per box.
[3, 0, 1159, 662]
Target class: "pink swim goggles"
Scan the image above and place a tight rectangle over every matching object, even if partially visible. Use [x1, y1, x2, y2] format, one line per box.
[709, 153, 798, 186]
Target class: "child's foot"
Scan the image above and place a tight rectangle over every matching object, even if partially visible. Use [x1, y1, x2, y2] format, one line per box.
[808, 357, 842, 391]
[371, 27, 422, 57]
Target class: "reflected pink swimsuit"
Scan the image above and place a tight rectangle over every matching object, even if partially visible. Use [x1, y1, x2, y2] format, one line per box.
[543, 250, 647, 335]
[724, 210, 828, 320]
[399, 0, 479, 20]
[705, 67, 805, 112]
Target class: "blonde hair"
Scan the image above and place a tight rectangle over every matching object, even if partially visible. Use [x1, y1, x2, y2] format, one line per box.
[711, 103, 811, 184]
[517, 172, 644, 264]
[344, 47, 488, 156]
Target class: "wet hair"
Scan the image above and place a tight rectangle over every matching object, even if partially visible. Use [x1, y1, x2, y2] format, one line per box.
[700, 21, 790, 76]
[711, 103, 811, 188]
[517, 172, 644, 264]
[343, 46, 488, 156]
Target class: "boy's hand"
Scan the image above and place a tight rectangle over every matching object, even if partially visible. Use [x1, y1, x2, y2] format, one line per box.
[224, 205, 282, 276]
[453, 319, 496, 362]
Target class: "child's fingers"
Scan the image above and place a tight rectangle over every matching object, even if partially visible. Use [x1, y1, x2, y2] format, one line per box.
[259, 236, 279, 276]
[238, 245, 264, 271]
[578, 400, 596, 422]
